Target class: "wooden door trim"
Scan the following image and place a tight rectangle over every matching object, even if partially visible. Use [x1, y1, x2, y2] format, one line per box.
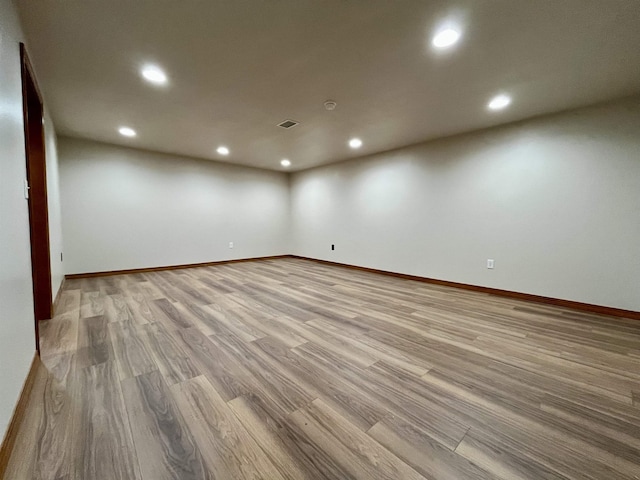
[20, 43, 52, 352]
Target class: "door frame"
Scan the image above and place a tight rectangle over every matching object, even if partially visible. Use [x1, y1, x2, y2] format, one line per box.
[20, 43, 52, 353]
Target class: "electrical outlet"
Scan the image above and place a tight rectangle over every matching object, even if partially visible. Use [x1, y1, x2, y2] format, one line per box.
[331, 244, 335, 251]
[487, 259, 495, 269]
[229, 242, 234, 249]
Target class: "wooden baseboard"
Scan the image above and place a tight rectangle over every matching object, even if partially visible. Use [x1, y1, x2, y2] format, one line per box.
[0, 352, 39, 478]
[62, 253, 639, 320]
[289, 255, 640, 320]
[65, 254, 292, 279]
[52, 277, 66, 317]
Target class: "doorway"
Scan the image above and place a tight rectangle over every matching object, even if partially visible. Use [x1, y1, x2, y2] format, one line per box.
[20, 43, 52, 353]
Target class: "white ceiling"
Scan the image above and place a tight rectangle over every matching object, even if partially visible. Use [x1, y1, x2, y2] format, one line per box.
[18, 0, 640, 171]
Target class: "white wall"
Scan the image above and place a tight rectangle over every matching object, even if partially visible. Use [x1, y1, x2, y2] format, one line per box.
[0, 0, 40, 443]
[45, 112, 64, 297]
[291, 98, 640, 312]
[59, 137, 290, 274]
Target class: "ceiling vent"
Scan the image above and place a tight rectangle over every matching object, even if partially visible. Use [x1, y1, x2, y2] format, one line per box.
[277, 119, 299, 129]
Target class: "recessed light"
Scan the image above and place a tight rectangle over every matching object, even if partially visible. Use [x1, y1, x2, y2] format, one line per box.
[280, 159, 291, 167]
[141, 65, 168, 85]
[349, 138, 362, 149]
[487, 94, 512, 111]
[217, 146, 229, 155]
[432, 28, 461, 49]
[118, 126, 136, 137]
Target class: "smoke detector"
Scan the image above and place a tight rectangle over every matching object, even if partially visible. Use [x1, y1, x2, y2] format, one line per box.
[324, 100, 337, 111]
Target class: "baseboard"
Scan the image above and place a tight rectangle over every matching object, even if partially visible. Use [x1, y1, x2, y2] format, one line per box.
[52, 277, 66, 317]
[65, 254, 292, 279]
[62, 253, 639, 320]
[0, 352, 39, 479]
[289, 255, 640, 320]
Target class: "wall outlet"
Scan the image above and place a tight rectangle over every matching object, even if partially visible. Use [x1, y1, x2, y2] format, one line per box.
[487, 259, 495, 269]
[331, 244, 335, 251]
[229, 242, 234, 249]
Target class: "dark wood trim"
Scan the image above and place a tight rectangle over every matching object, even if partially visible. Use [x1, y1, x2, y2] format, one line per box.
[65, 254, 640, 320]
[21, 43, 53, 343]
[52, 277, 66, 316]
[0, 353, 39, 479]
[19, 44, 44, 101]
[290, 255, 640, 321]
[65, 255, 292, 279]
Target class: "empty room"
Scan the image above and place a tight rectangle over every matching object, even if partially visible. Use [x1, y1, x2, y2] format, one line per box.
[2, 0, 640, 479]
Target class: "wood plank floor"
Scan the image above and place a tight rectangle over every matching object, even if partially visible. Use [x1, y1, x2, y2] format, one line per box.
[5, 258, 640, 480]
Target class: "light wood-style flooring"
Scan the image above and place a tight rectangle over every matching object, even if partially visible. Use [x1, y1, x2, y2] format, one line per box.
[5, 258, 640, 479]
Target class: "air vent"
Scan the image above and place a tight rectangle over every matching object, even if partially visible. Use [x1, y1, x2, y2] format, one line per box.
[277, 119, 299, 129]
